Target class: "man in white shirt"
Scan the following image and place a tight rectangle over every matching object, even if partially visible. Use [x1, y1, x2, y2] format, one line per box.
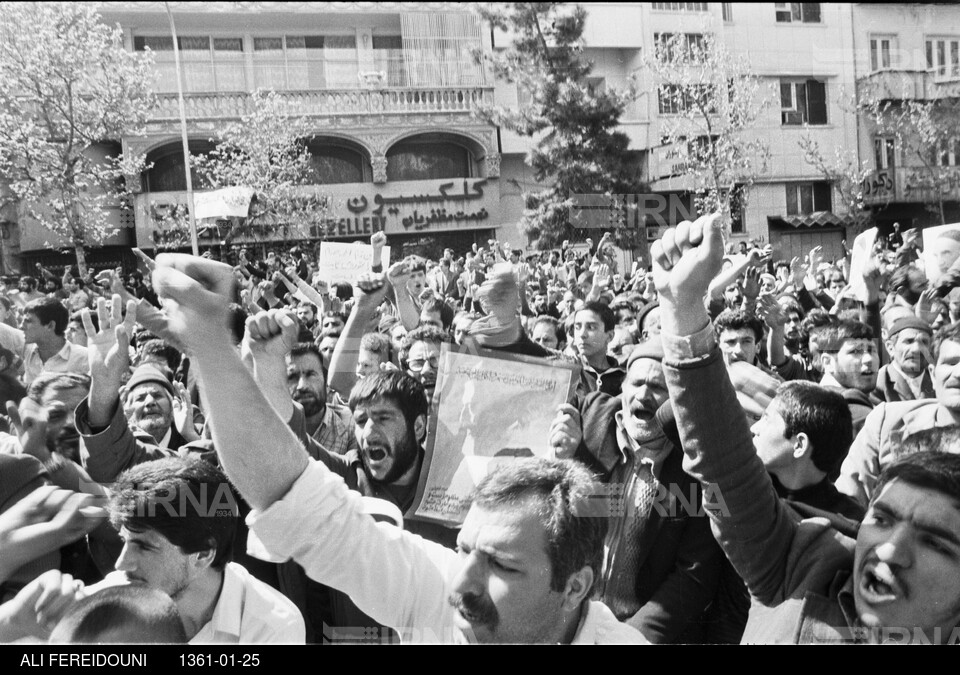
[103, 455, 304, 644]
[21, 297, 88, 386]
[146, 254, 645, 644]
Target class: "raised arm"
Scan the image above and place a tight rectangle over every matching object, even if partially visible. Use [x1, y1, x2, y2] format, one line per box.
[651, 215, 824, 605]
[150, 256, 308, 511]
[327, 270, 392, 398]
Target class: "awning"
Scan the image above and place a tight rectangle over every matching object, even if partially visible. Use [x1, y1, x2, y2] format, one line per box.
[775, 211, 853, 228]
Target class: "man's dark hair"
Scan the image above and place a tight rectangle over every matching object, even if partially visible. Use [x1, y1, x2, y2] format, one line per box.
[348, 370, 428, 433]
[27, 372, 90, 405]
[714, 308, 764, 343]
[109, 456, 238, 570]
[49, 586, 187, 644]
[776, 381, 853, 474]
[471, 458, 607, 594]
[801, 309, 835, 334]
[874, 451, 960, 508]
[137, 339, 182, 373]
[610, 299, 636, 322]
[290, 342, 328, 381]
[69, 310, 98, 333]
[774, 261, 790, 274]
[888, 265, 927, 299]
[934, 321, 960, 361]
[422, 298, 454, 330]
[332, 283, 353, 302]
[24, 297, 69, 336]
[19, 276, 38, 291]
[400, 325, 452, 360]
[813, 320, 874, 354]
[322, 310, 346, 325]
[403, 255, 427, 275]
[576, 301, 616, 332]
[533, 315, 564, 347]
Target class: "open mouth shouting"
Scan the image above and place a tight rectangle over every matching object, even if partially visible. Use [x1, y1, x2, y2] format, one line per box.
[859, 562, 906, 606]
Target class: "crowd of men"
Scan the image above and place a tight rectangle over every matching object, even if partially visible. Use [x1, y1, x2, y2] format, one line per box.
[2, 218, 960, 644]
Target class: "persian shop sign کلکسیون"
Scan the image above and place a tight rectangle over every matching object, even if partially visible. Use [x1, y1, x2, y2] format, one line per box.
[142, 177, 498, 245]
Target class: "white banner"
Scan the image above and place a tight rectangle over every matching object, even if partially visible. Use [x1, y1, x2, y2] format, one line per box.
[849, 227, 877, 303]
[317, 241, 391, 285]
[193, 186, 255, 220]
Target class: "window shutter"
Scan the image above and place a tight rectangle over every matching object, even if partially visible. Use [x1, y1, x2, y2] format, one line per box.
[806, 79, 827, 124]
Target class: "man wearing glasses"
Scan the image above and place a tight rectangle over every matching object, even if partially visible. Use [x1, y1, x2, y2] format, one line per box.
[400, 325, 451, 404]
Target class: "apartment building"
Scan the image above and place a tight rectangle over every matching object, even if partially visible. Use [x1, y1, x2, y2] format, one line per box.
[853, 2, 960, 232]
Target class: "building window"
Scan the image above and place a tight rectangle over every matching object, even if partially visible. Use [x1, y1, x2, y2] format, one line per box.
[400, 12, 486, 86]
[306, 142, 370, 184]
[729, 184, 745, 233]
[785, 182, 832, 215]
[134, 35, 245, 93]
[658, 83, 716, 115]
[654, 33, 706, 63]
[780, 79, 827, 125]
[775, 3, 821, 24]
[143, 141, 217, 193]
[869, 35, 898, 72]
[926, 37, 960, 80]
[930, 138, 960, 167]
[651, 2, 708, 11]
[874, 137, 896, 170]
[372, 35, 406, 87]
[252, 35, 358, 90]
[722, 3, 734, 22]
[386, 140, 473, 181]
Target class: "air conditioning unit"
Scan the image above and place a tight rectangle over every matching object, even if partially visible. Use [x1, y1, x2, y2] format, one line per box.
[782, 110, 805, 125]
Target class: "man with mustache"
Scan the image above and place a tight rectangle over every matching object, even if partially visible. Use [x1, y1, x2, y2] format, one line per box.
[873, 316, 935, 403]
[149, 260, 643, 643]
[547, 338, 724, 643]
[839, 321, 960, 506]
[651, 211, 960, 643]
[285, 342, 357, 457]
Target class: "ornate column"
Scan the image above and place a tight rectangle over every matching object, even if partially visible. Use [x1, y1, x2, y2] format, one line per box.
[484, 153, 501, 178]
[371, 154, 388, 184]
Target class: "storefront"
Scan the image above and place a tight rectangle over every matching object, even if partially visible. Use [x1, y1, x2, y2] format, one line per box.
[135, 175, 500, 262]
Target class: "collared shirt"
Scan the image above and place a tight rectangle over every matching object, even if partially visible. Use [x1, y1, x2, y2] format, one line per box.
[249, 460, 647, 644]
[311, 402, 358, 456]
[93, 564, 304, 644]
[190, 562, 305, 644]
[23, 341, 88, 386]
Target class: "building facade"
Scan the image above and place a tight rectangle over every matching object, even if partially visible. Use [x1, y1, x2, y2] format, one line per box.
[7, 2, 960, 272]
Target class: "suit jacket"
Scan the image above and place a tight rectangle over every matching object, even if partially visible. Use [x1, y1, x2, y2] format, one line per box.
[873, 364, 935, 403]
[575, 391, 724, 643]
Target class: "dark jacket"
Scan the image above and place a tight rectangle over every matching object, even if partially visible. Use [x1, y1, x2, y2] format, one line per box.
[664, 345, 867, 643]
[573, 391, 724, 643]
[873, 364, 935, 403]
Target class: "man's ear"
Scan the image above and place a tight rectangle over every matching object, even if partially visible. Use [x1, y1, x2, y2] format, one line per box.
[820, 352, 835, 374]
[884, 338, 894, 356]
[193, 542, 217, 570]
[414, 414, 427, 444]
[792, 432, 811, 460]
[561, 566, 594, 612]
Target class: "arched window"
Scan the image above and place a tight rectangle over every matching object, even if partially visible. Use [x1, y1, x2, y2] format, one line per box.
[306, 141, 370, 184]
[386, 137, 474, 182]
[143, 141, 216, 193]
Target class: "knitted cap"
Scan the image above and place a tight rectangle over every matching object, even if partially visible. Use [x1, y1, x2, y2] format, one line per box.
[125, 364, 175, 399]
[886, 315, 933, 339]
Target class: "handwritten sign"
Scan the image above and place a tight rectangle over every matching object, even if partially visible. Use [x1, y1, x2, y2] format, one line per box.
[409, 344, 579, 527]
[317, 241, 391, 285]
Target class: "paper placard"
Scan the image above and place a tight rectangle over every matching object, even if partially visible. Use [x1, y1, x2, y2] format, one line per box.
[409, 344, 579, 527]
[317, 241, 391, 285]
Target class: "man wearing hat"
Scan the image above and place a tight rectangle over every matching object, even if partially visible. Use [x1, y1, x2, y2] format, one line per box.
[874, 315, 935, 403]
[547, 338, 724, 643]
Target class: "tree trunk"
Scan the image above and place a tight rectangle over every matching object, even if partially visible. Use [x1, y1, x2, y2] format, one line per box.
[74, 242, 88, 278]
